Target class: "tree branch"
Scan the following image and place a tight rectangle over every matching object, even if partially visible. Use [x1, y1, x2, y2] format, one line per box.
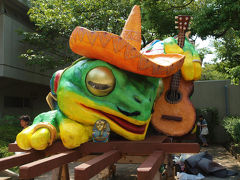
[162, 0, 194, 11]
[215, 28, 229, 38]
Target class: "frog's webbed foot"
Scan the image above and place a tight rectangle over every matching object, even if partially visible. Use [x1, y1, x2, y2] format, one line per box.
[59, 118, 92, 149]
[16, 122, 57, 150]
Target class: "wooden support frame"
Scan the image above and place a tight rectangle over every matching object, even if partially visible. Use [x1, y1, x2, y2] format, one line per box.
[0, 152, 44, 171]
[19, 150, 83, 179]
[137, 151, 165, 180]
[52, 164, 69, 180]
[9, 141, 199, 155]
[75, 150, 121, 179]
[1, 136, 200, 179]
[80, 142, 200, 155]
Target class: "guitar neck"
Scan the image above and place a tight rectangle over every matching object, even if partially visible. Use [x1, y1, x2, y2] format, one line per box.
[170, 28, 186, 91]
[170, 15, 191, 91]
[178, 31, 185, 48]
[170, 71, 181, 91]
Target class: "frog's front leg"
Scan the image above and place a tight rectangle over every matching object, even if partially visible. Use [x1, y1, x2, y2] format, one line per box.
[16, 110, 58, 150]
[59, 116, 92, 149]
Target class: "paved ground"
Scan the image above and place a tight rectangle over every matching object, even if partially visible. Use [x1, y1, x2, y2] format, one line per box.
[33, 145, 240, 180]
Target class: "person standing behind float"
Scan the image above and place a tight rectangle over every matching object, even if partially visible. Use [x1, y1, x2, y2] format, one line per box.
[19, 115, 30, 129]
[197, 115, 209, 147]
[15, 115, 30, 154]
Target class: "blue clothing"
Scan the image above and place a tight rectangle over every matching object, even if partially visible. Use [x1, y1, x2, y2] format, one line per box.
[199, 119, 208, 144]
[199, 134, 207, 143]
[201, 119, 207, 126]
[200, 119, 208, 134]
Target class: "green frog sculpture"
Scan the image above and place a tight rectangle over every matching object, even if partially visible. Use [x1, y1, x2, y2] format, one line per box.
[16, 5, 201, 150]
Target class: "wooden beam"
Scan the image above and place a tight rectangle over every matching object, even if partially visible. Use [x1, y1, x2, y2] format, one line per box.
[19, 150, 83, 179]
[75, 150, 121, 180]
[144, 135, 168, 142]
[0, 152, 44, 171]
[9, 139, 199, 156]
[8, 143, 28, 152]
[80, 142, 200, 155]
[9, 141, 200, 156]
[137, 151, 165, 180]
[8, 141, 69, 156]
[8, 136, 167, 153]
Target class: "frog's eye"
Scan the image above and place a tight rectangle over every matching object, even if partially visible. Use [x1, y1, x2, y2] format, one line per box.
[86, 67, 115, 96]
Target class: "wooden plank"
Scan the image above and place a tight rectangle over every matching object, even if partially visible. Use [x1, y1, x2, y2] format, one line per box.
[144, 135, 168, 142]
[19, 150, 83, 179]
[9, 139, 200, 156]
[8, 143, 29, 152]
[0, 152, 44, 171]
[75, 150, 121, 180]
[80, 142, 200, 155]
[11, 141, 199, 155]
[137, 151, 165, 180]
[9, 136, 167, 152]
[166, 154, 174, 179]
[8, 136, 167, 153]
[9, 141, 199, 156]
[8, 141, 69, 156]
[61, 164, 70, 180]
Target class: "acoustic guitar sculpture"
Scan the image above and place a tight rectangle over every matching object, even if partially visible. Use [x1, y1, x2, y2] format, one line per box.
[151, 15, 199, 136]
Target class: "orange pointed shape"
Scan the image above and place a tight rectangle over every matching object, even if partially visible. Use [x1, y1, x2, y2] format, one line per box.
[120, 5, 141, 51]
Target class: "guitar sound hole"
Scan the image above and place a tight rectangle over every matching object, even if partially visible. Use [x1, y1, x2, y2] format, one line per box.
[165, 90, 182, 104]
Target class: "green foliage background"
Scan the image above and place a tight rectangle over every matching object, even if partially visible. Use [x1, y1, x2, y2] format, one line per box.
[19, 0, 240, 82]
[223, 116, 240, 143]
[0, 115, 22, 157]
[0, 116, 23, 172]
[201, 63, 227, 81]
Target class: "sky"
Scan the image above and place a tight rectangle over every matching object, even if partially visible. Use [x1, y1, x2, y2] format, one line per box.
[195, 37, 216, 64]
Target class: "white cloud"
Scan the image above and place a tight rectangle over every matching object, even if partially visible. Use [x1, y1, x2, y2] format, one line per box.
[195, 36, 216, 64]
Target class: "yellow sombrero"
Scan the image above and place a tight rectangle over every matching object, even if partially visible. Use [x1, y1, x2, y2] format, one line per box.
[69, 5, 184, 77]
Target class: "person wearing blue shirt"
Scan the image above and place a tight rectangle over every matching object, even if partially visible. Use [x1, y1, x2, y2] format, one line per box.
[197, 115, 209, 147]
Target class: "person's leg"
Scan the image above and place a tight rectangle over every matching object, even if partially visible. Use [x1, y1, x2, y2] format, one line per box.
[203, 135, 208, 146]
[199, 134, 208, 146]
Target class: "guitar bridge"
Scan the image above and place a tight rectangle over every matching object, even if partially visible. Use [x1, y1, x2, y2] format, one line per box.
[162, 115, 182, 121]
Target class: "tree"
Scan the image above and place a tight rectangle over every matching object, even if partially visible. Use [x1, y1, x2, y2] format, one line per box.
[190, 0, 240, 83]
[20, 0, 135, 70]
[20, 0, 240, 81]
[21, 0, 202, 70]
[197, 47, 212, 62]
[140, 0, 195, 40]
[201, 63, 227, 80]
[212, 29, 240, 84]
[191, 0, 240, 39]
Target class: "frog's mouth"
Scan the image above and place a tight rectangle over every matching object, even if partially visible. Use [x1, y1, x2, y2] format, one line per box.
[80, 103, 146, 134]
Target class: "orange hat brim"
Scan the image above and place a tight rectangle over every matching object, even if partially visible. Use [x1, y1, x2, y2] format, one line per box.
[69, 27, 185, 78]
